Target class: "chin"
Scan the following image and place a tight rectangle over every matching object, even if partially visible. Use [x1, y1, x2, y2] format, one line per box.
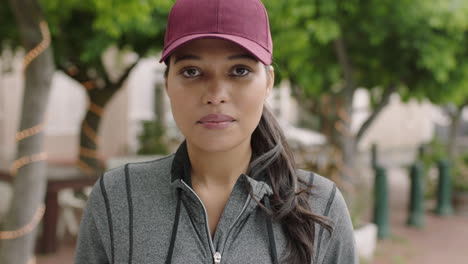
[187, 134, 250, 153]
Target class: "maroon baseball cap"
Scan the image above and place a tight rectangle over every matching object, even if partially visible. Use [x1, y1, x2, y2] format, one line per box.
[159, 0, 273, 65]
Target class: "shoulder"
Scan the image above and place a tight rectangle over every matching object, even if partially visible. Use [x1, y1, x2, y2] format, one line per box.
[86, 154, 175, 210]
[101, 154, 175, 188]
[296, 169, 341, 217]
[296, 169, 352, 227]
[296, 169, 357, 263]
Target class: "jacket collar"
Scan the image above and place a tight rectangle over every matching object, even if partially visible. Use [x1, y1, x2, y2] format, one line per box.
[170, 140, 272, 197]
[170, 140, 193, 186]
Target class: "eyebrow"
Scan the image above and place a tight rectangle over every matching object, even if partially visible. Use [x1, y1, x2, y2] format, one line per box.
[174, 55, 201, 64]
[228, 54, 258, 62]
[173, 53, 258, 64]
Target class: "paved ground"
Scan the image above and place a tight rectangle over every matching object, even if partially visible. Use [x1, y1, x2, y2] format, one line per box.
[371, 168, 468, 264]
[372, 209, 468, 264]
[36, 238, 75, 264]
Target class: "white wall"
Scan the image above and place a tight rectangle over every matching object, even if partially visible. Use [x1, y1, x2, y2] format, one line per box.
[353, 89, 441, 151]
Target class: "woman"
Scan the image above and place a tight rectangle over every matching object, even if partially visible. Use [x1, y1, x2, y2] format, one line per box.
[75, 0, 357, 263]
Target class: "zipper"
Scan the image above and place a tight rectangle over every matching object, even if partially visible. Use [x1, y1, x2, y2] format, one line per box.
[180, 180, 217, 262]
[214, 252, 221, 263]
[180, 179, 254, 264]
[219, 194, 252, 256]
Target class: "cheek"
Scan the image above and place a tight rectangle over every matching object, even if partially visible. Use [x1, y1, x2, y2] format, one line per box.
[237, 86, 266, 129]
[172, 99, 191, 122]
[167, 87, 194, 131]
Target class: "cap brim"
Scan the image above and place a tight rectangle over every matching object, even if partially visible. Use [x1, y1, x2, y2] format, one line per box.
[159, 33, 272, 65]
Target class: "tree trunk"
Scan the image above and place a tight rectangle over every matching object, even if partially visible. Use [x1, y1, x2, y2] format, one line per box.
[0, 0, 54, 263]
[77, 61, 139, 173]
[336, 93, 357, 181]
[78, 87, 120, 173]
[333, 38, 357, 184]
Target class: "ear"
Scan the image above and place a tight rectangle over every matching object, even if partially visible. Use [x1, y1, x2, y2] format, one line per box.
[266, 65, 274, 98]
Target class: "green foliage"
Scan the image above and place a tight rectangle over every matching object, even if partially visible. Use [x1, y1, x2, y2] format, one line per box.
[137, 120, 169, 155]
[1, 0, 172, 74]
[0, 0, 20, 48]
[419, 138, 448, 199]
[3, 0, 466, 109]
[47, 0, 172, 70]
[3, 0, 468, 104]
[3, 0, 468, 159]
[264, 0, 468, 104]
[419, 137, 468, 194]
[453, 152, 468, 192]
[420, 138, 448, 170]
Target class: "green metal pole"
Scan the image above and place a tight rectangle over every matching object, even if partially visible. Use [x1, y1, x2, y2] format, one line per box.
[435, 159, 454, 216]
[407, 161, 425, 227]
[373, 166, 390, 239]
[371, 143, 378, 169]
[418, 144, 426, 159]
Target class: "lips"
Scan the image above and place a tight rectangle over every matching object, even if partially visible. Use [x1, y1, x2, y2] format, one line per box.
[198, 114, 235, 123]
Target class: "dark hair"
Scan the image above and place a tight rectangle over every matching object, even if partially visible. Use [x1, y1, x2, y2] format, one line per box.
[248, 106, 333, 264]
[165, 59, 333, 264]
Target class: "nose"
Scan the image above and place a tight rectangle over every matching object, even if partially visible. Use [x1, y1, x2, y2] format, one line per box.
[202, 79, 229, 105]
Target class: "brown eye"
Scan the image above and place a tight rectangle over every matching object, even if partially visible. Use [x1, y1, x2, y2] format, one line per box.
[231, 67, 250, 77]
[182, 68, 201, 78]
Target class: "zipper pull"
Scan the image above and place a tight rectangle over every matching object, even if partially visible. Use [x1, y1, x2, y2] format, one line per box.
[214, 252, 221, 264]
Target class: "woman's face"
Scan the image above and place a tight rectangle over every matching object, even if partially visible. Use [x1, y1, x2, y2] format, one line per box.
[166, 38, 274, 153]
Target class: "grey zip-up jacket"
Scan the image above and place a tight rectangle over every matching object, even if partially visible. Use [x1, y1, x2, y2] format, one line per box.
[75, 142, 357, 263]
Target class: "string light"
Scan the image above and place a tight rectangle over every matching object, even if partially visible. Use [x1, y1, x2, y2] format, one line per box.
[79, 147, 97, 159]
[80, 102, 104, 157]
[0, 204, 46, 240]
[82, 120, 99, 143]
[22, 21, 50, 72]
[89, 102, 104, 116]
[0, 20, 50, 264]
[2, 19, 104, 264]
[15, 123, 44, 141]
[82, 80, 96, 91]
[76, 159, 96, 176]
[78, 101, 104, 175]
[10, 152, 48, 176]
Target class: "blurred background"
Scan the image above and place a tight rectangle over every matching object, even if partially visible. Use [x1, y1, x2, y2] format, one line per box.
[1, 0, 468, 263]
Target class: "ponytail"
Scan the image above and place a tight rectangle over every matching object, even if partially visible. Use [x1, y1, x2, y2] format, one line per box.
[248, 106, 333, 264]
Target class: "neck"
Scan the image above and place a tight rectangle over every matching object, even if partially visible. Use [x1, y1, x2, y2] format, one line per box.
[187, 139, 252, 187]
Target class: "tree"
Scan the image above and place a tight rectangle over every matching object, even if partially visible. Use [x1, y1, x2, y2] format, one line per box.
[0, 0, 54, 263]
[1, 0, 172, 173]
[419, 36, 468, 159]
[395, 0, 468, 159]
[265, 0, 468, 184]
[44, 0, 172, 173]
